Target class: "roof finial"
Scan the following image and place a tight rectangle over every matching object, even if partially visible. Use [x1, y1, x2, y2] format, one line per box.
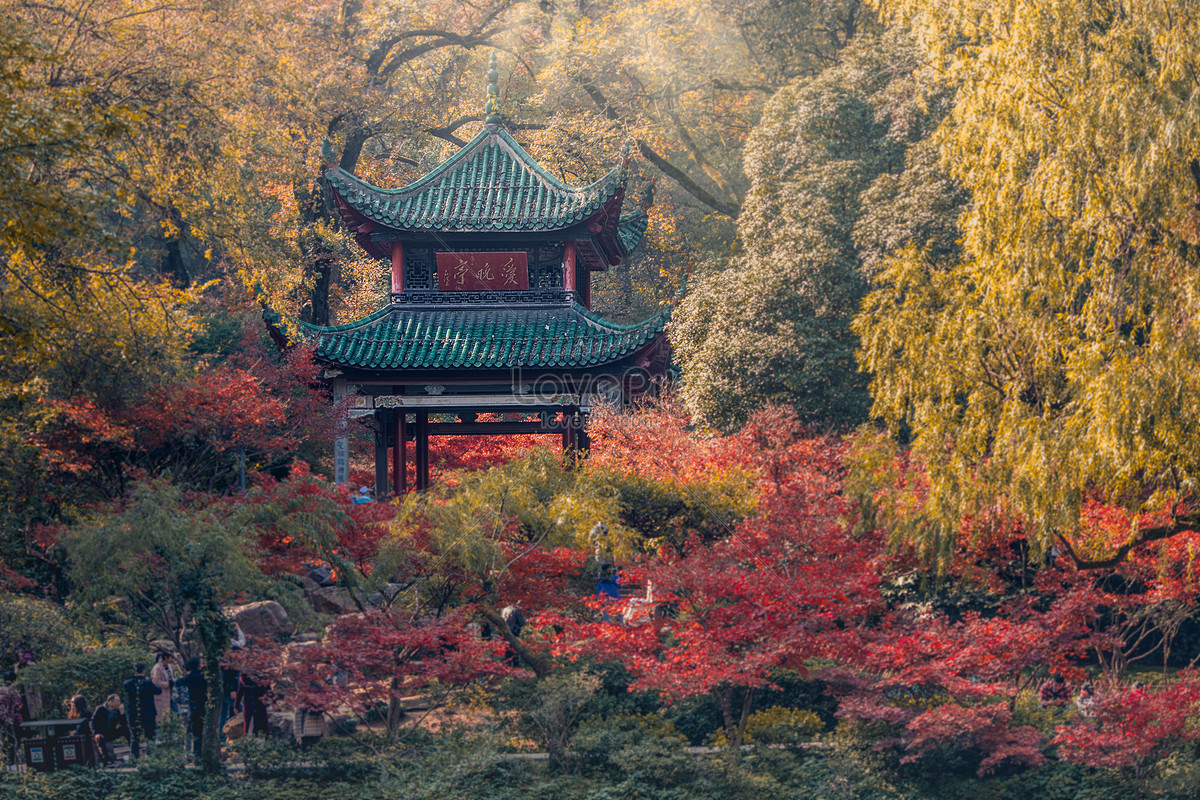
[620, 140, 633, 170]
[485, 53, 503, 126]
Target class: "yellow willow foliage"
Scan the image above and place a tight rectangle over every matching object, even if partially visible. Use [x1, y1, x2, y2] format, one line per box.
[856, 1, 1200, 563]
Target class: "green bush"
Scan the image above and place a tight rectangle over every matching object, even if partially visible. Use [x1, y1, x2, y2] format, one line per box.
[707, 706, 823, 747]
[0, 592, 81, 674]
[18, 647, 143, 717]
[573, 714, 690, 781]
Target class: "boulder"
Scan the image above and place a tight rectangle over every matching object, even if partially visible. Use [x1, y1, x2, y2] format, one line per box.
[306, 565, 336, 587]
[227, 601, 292, 640]
[268, 711, 293, 741]
[368, 582, 406, 607]
[306, 586, 360, 616]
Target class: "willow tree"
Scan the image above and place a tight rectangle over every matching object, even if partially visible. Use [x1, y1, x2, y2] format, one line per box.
[856, 1, 1200, 567]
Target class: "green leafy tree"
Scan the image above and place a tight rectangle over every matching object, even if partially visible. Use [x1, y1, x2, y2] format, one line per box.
[856, 0, 1200, 567]
[673, 31, 952, 430]
[62, 481, 284, 771]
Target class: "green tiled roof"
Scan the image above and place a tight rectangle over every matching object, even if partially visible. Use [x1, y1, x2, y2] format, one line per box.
[296, 303, 668, 370]
[326, 126, 626, 233]
[617, 211, 649, 256]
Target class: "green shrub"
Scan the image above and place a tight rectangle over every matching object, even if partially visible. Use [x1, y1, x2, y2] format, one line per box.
[573, 714, 690, 781]
[18, 647, 143, 717]
[0, 592, 81, 674]
[707, 706, 824, 747]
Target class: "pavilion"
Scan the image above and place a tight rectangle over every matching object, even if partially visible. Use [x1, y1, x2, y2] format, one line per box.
[274, 56, 673, 495]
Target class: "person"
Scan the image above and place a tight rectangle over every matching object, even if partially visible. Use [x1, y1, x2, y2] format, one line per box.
[236, 672, 269, 736]
[66, 695, 97, 765]
[1039, 673, 1071, 708]
[501, 605, 526, 638]
[230, 622, 247, 651]
[220, 661, 240, 738]
[596, 563, 621, 622]
[123, 663, 162, 758]
[1075, 681, 1096, 717]
[90, 694, 128, 766]
[353, 486, 373, 504]
[596, 563, 621, 600]
[150, 652, 176, 717]
[623, 581, 657, 627]
[176, 658, 207, 756]
[1129, 680, 1148, 701]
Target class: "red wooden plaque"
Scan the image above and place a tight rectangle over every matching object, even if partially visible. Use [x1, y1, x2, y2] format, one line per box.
[436, 251, 529, 291]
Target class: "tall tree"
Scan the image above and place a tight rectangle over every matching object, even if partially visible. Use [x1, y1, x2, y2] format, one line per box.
[672, 31, 955, 430]
[63, 481, 284, 772]
[856, 0, 1200, 567]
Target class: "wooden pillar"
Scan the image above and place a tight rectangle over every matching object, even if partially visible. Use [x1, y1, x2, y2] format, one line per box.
[392, 412, 406, 496]
[415, 410, 430, 491]
[576, 411, 590, 454]
[391, 242, 404, 294]
[374, 411, 389, 497]
[563, 242, 576, 293]
[562, 406, 580, 462]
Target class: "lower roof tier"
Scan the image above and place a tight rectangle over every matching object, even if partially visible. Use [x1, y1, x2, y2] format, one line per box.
[294, 303, 670, 371]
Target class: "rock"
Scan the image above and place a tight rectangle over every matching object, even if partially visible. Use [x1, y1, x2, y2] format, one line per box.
[368, 582, 405, 607]
[307, 565, 336, 587]
[299, 575, 322, 593]
[306, 586, 360, 616]
[268, 711, 293, 741]
[290, 632, 321, 643]
[226, 601, 292, 640]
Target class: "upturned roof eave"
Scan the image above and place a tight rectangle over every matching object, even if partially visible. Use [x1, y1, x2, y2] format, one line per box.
[323, 125, 629, 237]
[292, 301, 671, 373]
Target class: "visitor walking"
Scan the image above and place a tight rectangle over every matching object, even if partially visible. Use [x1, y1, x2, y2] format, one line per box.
[122, 663, 161, 758]
[236, 672, 269, 736]
[176, 658, 207, 756]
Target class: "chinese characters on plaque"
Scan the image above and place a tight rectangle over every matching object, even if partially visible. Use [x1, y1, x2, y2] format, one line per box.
[436, 251, 529, 291]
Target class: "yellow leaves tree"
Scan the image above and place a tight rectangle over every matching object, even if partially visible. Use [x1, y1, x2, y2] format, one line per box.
[857, 0, 1200, 566]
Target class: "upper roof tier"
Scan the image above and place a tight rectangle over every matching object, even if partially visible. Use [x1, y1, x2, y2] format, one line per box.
[326, 125, 628, 236]
[324, 55, 650, 269]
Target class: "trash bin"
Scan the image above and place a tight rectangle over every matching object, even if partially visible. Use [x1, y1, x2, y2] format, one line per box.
[22, 737, 53, 772]
[56, 735, 90, 768]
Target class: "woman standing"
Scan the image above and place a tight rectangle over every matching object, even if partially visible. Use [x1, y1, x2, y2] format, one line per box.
[150, 652, 176, 717]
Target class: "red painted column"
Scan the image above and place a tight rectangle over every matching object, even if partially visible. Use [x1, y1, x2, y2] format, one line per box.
[391, 242, 404, 294]
[563, 242, 576, 293]
[392, 411, 406, 496]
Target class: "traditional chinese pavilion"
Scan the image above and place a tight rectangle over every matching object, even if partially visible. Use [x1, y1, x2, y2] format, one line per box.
[283, 57, 672, 495]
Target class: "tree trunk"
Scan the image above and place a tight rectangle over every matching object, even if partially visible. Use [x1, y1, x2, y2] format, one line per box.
[479, 603, 551, 678]
[195, 612, 230, 774]
[716, 685, 755, 754]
